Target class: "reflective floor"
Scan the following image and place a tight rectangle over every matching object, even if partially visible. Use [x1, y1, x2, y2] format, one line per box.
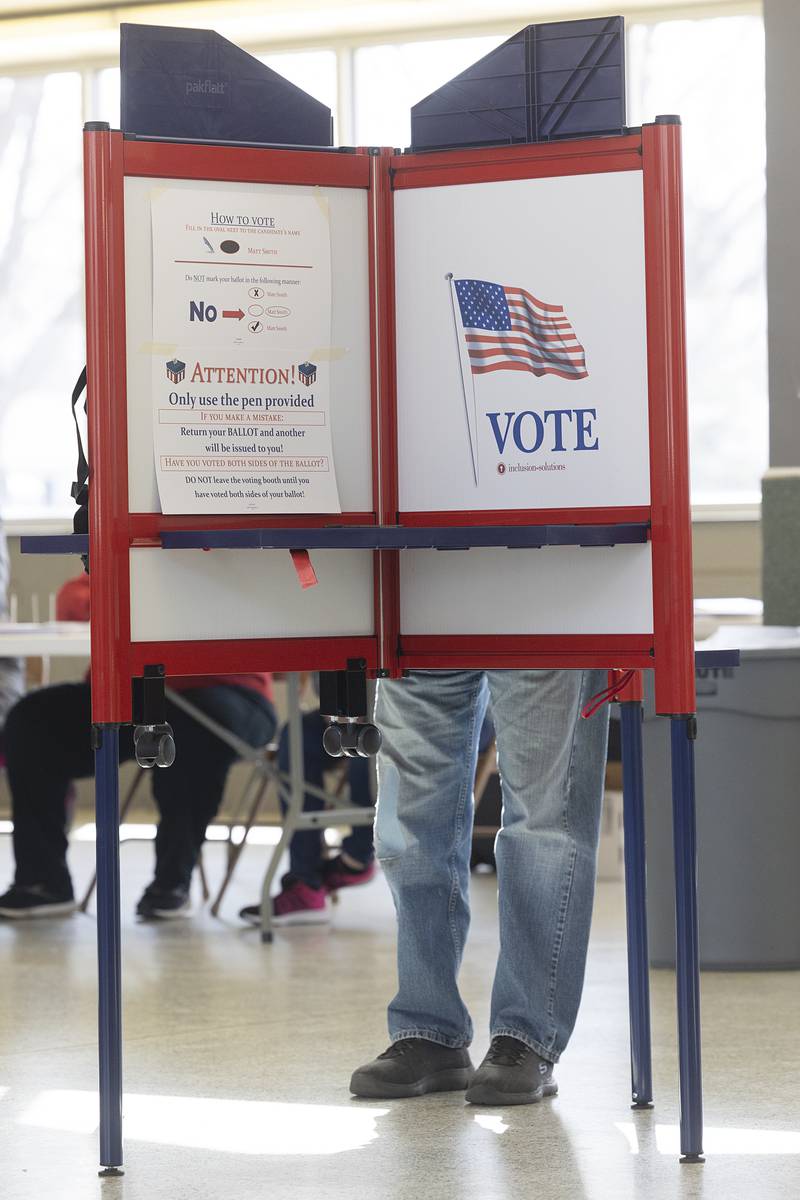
[1, 836, 799, 1200]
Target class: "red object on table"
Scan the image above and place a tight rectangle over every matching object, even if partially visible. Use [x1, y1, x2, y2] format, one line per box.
[54, 573, 273, 701]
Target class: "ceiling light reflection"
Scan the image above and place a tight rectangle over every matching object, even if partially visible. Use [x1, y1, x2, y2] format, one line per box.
[655, 1124, 800, 1156]
[71, 823, 284, 846]
[616, 1121, 800, 1156]
[20, 1091, 389, 1155]
[615, 1122, 640, 1154]
[474, 1114, 508, 1135]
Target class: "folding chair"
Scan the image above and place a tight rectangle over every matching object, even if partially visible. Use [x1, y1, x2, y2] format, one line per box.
[79, 767, 210, 912]
[228, 674, 377, 941]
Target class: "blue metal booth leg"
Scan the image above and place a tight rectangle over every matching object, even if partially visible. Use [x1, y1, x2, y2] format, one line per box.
[670, 715, 704, 1163]
[619, 701, 654, 1109]
[93, 724, 125, 1176]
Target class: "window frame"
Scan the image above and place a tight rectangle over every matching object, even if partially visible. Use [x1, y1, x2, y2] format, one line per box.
[0, 2, 766, 522]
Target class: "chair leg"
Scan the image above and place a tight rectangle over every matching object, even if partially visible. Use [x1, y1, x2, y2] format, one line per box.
[196, 850, 210, 902]
[220, 764, 266, 867]
[259, 814, 294, 943]
[226, 761, 275, 868]
[210, 774, 271, 917]
[80, 767, 148, 914]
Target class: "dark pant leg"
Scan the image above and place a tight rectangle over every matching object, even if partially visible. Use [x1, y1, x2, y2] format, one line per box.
[283, 714, 376, 874]
[150, 686, 276, 891]
[340, 757, 375, 867]
[5, 683, 94, 893]
[280, 710, 327, 887]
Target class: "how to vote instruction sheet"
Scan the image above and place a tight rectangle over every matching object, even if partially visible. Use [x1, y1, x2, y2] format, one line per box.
[150, 186, 340, 514]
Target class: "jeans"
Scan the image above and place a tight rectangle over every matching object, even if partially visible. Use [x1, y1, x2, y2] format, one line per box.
[277, 710, 374, 888]
[374, 669, 609, 1063]
[5, 681, 276, 895]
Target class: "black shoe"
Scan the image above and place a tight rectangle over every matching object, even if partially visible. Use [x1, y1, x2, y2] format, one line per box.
[136, 885, 191, 920]
[350, 1038, 474, 1099]
[465, 1036, 558, 1106]
[0, 883, 76, 919]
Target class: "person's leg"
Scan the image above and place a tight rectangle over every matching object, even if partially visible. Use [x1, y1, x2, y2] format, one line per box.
[321, 755, 376, 893]
[349, 671, 487, 1098]
[338, 756, 374, 868]
[486, 669, 610, 1062]
[149, 686, 276, 895]
[279, 710, 327, 888]
[239, 709, 340, 927]
[3, 683, 95, 897]
[375, 670, 488, 1048]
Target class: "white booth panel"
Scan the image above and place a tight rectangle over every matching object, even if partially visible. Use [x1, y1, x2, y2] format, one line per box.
[400, 544, 653, 635]
[124, 176, 373, 514]
[394, 171, 651, 512]
[130, 548, 374, 642]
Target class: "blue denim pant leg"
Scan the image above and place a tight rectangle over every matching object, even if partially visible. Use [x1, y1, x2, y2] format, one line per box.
[487, 669, 609, 1062]
[375, 671, 489, 1048]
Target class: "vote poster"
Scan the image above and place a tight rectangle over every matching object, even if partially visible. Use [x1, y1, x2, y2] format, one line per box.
[394, 171, 651, 513]
[150, 187, 340, 514]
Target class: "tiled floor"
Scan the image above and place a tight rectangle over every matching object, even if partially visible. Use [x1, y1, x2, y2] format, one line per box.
[1, 836, 799, 1200]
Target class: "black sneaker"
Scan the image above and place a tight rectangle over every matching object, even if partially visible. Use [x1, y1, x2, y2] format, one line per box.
[0, 883, 76, 919]
[465, 1036, 558, 1106]
[135, 885, 191, 920]
[350, 1038, 474, 1099]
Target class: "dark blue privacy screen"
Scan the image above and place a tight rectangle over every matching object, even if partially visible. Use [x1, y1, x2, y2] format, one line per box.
[410, 16, 625, 152]
[120, 23, 333, 146]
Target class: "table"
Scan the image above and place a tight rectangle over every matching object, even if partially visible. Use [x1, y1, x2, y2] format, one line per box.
[0, 621, 90, 658]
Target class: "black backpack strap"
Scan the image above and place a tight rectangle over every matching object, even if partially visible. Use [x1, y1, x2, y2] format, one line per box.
[70, 366, 88, 507]
[70, 368, 90, 573]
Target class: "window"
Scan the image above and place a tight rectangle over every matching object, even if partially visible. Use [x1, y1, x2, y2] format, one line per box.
[628, 15, 767, 503]
[0, 71, 84, 519]
[0, 13, 768, 517]
[95, 67, 121, 127]
[354, 36, 504, 148]
[258, 50, 338, 124]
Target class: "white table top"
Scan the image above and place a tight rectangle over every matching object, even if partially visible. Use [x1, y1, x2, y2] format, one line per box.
[0, 622, 90, 657]
[698, 623, 800, 659]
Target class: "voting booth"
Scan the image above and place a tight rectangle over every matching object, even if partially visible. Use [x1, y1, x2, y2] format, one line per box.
[20, 15, 742, 1175]
[81, 127, 694, 703]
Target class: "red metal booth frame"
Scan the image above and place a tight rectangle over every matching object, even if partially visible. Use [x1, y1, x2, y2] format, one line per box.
[77, 120, 702, 1175]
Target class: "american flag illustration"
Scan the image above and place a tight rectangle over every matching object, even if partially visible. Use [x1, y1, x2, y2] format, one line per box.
[453, 278, 588, 381]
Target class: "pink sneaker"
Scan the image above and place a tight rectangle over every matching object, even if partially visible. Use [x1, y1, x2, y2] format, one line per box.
[322, 856, 377, 892]
[238, 876, 329, 927]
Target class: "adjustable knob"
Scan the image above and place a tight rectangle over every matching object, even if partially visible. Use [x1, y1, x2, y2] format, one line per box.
[134, 723, 176, 769]
[356, 723, 382, 758]
[322, 723, 344, 758]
